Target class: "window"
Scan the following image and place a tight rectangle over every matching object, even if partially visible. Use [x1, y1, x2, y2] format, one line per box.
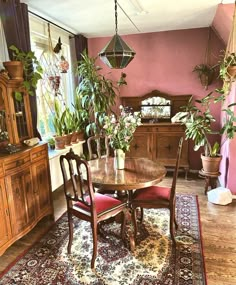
[29, 15, 74, 139]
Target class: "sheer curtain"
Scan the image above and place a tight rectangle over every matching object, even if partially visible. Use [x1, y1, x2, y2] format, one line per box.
[0, 18, 9, 69]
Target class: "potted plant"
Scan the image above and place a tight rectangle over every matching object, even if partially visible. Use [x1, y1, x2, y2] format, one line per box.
[76, 51, 117, 136]
[4, 45, 43, 101]
[180, 92, 236, 174]
[103, 105, 142, 169]
[61, 107, 74, 146]
[71, 95, 89, 143]
[216, 52, 236, 98]
[52, 99, 65, 149]
[47, 137, 55, 150]
[193, 64, 217, 89]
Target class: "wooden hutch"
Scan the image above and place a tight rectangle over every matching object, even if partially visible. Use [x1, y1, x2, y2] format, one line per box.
[121, 90, 192, 177]
[0, 74, 53, 256]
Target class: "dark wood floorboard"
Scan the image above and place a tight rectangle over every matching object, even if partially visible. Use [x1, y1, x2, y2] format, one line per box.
[0, 172, 236, 285]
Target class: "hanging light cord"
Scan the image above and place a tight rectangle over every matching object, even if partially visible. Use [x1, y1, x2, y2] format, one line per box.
[117, 1, 141, 33]
[115, 0, 118, 34]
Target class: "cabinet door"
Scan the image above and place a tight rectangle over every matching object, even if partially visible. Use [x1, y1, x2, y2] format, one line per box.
[156, 133, 186, 166]
[0, 178, 12, 250]
[32, 159, 52, 218]
[127, 132, 153, 159]
[6, 168, 36, 236]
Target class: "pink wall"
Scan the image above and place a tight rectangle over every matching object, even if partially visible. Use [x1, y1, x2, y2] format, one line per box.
[213, 4, 236, 194]
[219, 82, 236, 194]
[212, 4, 235, 45]
[88, 28, 224, 170]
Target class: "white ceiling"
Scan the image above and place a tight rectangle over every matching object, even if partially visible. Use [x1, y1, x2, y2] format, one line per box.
[22, 0, 235, 38]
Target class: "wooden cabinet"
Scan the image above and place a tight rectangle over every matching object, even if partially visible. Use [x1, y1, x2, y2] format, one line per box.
[32, 150, 52, 217]
[0, 177, 12, 250]
[0, 143, 53, 255]
[0, 74, 33, 146]
[6, 167, 36, 236]
[121, 90, 192, 177]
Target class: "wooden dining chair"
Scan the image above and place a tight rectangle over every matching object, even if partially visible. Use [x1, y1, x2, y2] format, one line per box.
[131, 137, 184, 244]
[87, 133, 110, 160]
[60, 149, 127, 269]
[87, 134, 117, 195]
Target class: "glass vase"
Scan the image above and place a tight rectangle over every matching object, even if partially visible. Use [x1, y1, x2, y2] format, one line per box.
[114, 149, 125, 169]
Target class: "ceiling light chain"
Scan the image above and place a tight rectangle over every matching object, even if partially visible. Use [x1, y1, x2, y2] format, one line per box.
[115, 0, 118, 34]
[98, 0, 136, 69]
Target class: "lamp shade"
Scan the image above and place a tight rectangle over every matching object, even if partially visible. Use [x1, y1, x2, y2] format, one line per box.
[99, 34, 136, 69]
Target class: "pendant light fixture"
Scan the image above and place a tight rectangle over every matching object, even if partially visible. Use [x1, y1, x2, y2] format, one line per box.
[98, 0, 136, 69]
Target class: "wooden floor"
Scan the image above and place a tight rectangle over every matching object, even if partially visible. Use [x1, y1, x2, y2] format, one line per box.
[0, 172, 236, 285]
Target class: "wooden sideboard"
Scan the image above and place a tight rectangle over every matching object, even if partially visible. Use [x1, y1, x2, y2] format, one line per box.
[0, 143, 53, 255]
[121, 90, 192, 177]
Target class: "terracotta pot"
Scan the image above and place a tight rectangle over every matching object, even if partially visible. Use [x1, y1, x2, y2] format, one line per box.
[71, 131, 78, 143]
[54, 135, 65, 150]
[77, 131, 85, 141]
[3, 61, 23, 80]
[64, 133, 72, 146]
[227, 66, 236, 78]
[201, 154, 222, 175]
[200, 73, 214, 88]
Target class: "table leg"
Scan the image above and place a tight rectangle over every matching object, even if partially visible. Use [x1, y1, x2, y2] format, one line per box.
[126, 191, 136, 251]
[210, 177, 217, 189]
[204, 176, 210, 195]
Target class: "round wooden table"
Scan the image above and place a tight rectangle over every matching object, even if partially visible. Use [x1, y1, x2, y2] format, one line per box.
[88, 157, 167, 250]
[88, 157, 167, 191]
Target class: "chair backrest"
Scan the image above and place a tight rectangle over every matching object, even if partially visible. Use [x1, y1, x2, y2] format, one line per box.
[87, 134, 110, 160]
[170, 137, 184, 199]
[60, 149, 95, 209]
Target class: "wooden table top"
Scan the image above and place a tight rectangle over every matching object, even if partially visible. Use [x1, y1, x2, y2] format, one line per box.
[88, 157, 167, 191]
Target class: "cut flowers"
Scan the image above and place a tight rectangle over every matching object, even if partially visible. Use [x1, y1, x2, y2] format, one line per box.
[103, 106, 142, 152]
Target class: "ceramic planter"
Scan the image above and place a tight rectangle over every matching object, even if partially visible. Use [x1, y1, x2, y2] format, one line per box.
[3, 61, 23, 80]
[201, 153, 222, 175]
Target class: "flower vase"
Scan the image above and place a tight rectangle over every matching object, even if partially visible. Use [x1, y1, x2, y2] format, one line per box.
[114, 149, 125, 169]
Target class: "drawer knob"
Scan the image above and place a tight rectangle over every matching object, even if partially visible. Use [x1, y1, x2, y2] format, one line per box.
[16, 160, 23, 167]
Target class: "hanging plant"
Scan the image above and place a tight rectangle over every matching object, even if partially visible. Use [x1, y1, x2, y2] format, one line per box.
[192, 28, 218, 90]
[216, 3, 236, 99]
[59, 55, 69, 73]
[193, 64, 217, 89]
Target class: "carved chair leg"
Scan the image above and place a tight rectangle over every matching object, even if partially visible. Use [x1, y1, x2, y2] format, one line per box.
[91, 222, 98, 269]
[131, 207, 138, 240]
[67, 211, 73, 254]
[137, 207, 144, 223]
[173, 200, 178, 230]
[120, 211, 127, 241]
[174, 215, 178, 230]
[170, 209, 176, 245]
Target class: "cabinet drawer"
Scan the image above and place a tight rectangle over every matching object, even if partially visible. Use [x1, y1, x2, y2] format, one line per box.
[31, 144, 47, 162]
[136, 126, 153, 133]
[155, 125, 185, 132]
[4, 153, 30, 174]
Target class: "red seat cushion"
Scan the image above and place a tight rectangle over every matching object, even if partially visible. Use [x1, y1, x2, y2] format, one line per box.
[133, 186, 171, 201]
[75, 193, 123, 214]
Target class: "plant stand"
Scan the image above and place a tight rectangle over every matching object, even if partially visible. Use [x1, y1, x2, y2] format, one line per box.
[199, 169, 221, 195]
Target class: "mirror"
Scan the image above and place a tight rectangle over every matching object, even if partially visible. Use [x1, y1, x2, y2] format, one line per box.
[141, 96, 171, 121]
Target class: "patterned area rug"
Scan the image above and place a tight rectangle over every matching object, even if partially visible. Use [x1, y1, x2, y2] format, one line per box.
[0, 194, 206, 285]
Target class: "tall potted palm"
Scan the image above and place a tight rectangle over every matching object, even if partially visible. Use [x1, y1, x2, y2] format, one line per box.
[76, 51, 117, 136]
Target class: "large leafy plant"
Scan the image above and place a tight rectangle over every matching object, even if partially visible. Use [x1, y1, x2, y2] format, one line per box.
[181, 92, 236, 157]
[9, 45, 43, 101]
[76, 51, 117, 136]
